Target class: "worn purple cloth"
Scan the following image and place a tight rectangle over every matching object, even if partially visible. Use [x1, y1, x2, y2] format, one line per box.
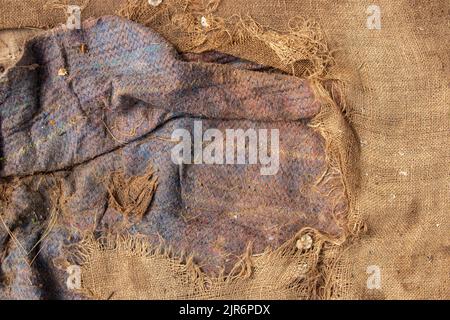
[0, 16, 344, 299]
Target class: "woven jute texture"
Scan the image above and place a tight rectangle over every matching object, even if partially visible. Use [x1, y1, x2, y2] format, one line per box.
[0, 0, 123, 29]
[117, 0, 450, 300]
[1, 0, 449, 299]
[204, 0, 449, 299]
[214, 0, 450, 300]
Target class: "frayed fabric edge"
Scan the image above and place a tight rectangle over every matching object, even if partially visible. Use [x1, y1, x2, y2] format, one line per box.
[68, 226, 346, 300]
[22, 0, 362, 300]
[116, 0, 362, 300]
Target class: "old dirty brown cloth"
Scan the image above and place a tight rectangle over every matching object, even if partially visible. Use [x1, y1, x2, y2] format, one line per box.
[0, 16, 346, 299]
[1, 0, 449, 300]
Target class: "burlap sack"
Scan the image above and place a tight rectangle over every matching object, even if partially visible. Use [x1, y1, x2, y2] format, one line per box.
[0, 0, 448, 299]
[212, 0, 450, 300]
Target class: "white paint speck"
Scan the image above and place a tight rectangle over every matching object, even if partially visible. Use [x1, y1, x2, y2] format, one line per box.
[296, 234, 313, 250]
[201, 16, 209, 28]
[399, 170, 408, 176]
[148, 0, 162, 6]
[388, 193, 396, 203]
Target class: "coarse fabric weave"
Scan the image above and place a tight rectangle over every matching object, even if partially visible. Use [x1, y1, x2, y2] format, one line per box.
[0, 0, 449, 299]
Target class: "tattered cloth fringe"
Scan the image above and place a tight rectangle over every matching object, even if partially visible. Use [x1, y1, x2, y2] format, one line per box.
[117, 0, 336, 79]
[54, 1, 362, 300]
[68, 227, 348, 300]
